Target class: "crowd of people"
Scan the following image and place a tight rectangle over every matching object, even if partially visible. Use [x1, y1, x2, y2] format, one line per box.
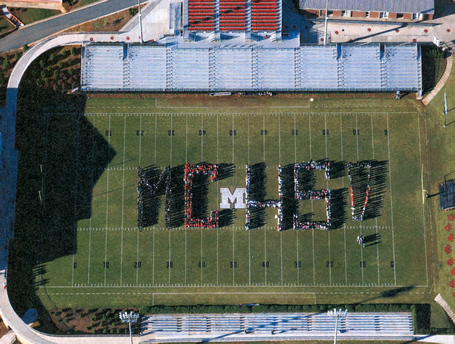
[184, 163, 219, 228]
[245, 164, 283, 230]
[348, 161, 372, 222]
[293, 161, 332, 230]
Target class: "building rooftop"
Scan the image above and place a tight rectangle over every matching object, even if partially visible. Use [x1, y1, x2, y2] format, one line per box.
[299, 0, 434, 14]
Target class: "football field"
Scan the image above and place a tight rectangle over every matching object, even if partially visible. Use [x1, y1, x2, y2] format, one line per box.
[36, 96, 430, 308]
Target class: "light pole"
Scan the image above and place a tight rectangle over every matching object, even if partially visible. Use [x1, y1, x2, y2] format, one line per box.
[323, 0, 329, 46]
[119, 311, 140, 344]
[327, 308, 347, 344]
[137, 0, 144, 43]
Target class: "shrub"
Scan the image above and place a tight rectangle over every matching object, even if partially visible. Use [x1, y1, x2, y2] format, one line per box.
[110, 328, 114, 334]
[116, 328, 121, 334]
[14, 51, 19, 60]
[39, 60, 45, 69]
[70, 47, 76, 56]
[23, 44, 29, 52]
[58, 61, 63, 68]
[3, 55, 10, 69]
[49, 53, 54, 62]
[102, 329, 107, 334]
[41, 71, 46, 80]
[47, 66, 52, 72]
[61, 49, 68, 57]
[53, 70, 58, 77]
[92, 329, 97, 334]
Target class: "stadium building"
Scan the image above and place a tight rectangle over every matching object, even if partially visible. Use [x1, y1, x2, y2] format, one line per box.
[299, 0, 434, 21]
[80, 0, 423, 96]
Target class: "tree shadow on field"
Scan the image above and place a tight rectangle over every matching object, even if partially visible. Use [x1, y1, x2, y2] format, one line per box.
[8, 86, 115, 324]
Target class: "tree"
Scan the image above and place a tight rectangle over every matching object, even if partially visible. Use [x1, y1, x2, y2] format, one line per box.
[49, 53, 54, 62]
[14, 51, 19, 60]
[41, 71, 46, 80]
[68, 68, 73, 76]
[39, 60, 45, 69]
[58, 61, 63, 68]
[3, 55, 10, 69]
[23, 44, 29, 52]
[70, 47, 76, 56]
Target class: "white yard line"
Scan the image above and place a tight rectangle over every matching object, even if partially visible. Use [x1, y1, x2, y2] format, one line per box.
[120, 114, 126, 286]
[294, 113, 299, 285]
[325, 114, 332, 286]
[137, 229, 140, 286]
[88, 115, 96, 285]
[387, 114, 397, 286]
[340, 114, 347, 285]
[371, 115, 381, 285]
[201, 115, 204, 285]
[104, 114, 112, 287]
[309, 115, 315, 286]
[154, 114, 157, 164]
[355, 114, 364, 285]
[185, 114, 188, 285]
[417, 114, 429, 286]
[248, 114, 251, 286]
[169, 114, 173, 285]
[279, 114, 283, 286]
[232, 114, 235, 285]
[71, 114, 81, 287]
[216, 114, 219, 286]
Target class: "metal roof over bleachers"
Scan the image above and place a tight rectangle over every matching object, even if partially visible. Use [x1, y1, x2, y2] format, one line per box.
[81, 43, 422, 94]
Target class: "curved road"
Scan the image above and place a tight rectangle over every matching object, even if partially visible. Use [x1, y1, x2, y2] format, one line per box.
[0, 0, 148, 53]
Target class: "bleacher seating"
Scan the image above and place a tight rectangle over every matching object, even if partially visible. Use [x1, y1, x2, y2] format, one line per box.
[80, 43, 422, 94]
[214, 48, 253, 89]
[172, 48, 210, 89]
[300, 45, 338, 89]
[251, 0, 277, 31]
[341, 45, 382, 89]
[219, 0, 246, 31]
[256, 48, 295, 89]
[142, 312, 414, 336]
[128, 46, 167, 90]
[188, 0, 215, 31]
[81, 45, 124, 90]
[385, 45, 420, 90]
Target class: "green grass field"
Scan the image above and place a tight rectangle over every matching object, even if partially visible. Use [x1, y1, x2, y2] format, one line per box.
[30, 95, 433, 309]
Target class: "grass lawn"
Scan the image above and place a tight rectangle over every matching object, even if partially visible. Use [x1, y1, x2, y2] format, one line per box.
[9, 93, 435, 314]
[10, 8, 60, 25]
[0, 16, 15, 36]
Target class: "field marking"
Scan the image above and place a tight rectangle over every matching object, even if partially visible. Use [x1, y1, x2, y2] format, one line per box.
[248, 114, 251, 286]
[151, 292, 317, 305]
[294, 113, 299, 285]
[232, 113, 235, 285]
[371, 115, 381, 285]
[152, 98, 311, 109]
[216, 114, 219, 286]
[386, 114, 397, 286]
[154, 114, 157, 164]
[104, 114, 112, 287]
[417, 114, 429, 287]
[201, 115, 204, 284]
[137, 114, 142, 286]
[340, 114, 348, 285]
[355, 114, 365, 285]
[309, 115, 316, 286]
[279, 114, 283, 286]
[324, 113, 332, 286]
[185, 113, 188, 285]
[120, 114, 126, 286]
[87, 115, 97, 285]
[169, 114, 173, 285]
[153, 228, 155, 286]
[263, 113, 267, 284]
[71, 114, 81, 287]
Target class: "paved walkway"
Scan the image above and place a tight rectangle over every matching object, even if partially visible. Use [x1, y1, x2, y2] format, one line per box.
[422, 52, 453, 106]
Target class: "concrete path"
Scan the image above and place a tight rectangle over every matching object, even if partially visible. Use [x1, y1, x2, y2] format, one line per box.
[0, 0, 149, 53]
[422, 52, 453, 106]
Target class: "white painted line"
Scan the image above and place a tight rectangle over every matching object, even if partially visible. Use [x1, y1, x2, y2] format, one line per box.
[71, 114, 81, 287]
[417, 114, 429, 286]
[104, 114, 112, 287]
[340, 114, 347, 285]
[371, 115, 380, 285]
[120, 114, 126, 286]
[355, 114, 364, 286]
[387, 113, 397, 286]
[87, 114, 96, 286]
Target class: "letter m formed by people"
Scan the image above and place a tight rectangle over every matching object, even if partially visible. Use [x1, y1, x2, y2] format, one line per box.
[220, 188, 246, 209]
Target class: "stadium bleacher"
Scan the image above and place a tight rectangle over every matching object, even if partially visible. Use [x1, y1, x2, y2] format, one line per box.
[80, 43, 422, 94]
[188, 0, 215, 31]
